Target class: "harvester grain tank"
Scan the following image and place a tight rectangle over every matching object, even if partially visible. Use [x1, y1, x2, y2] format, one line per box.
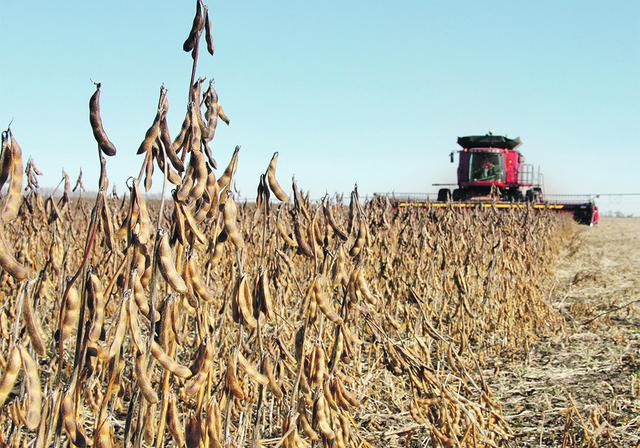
[394, 135, 599, 225]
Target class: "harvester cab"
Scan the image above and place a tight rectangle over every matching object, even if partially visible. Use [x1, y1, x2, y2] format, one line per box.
[438, 135, 542, 202]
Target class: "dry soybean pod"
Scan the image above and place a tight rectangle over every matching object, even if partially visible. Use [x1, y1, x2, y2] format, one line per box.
[137, 110, 161, 155]
[237, 352, 268, 385]
[159, 115, 184, 172]
[307, 211, 321, 259]
[0, 131, 12, 190]
[172, 107, 191, 153]
[334, 415, 347, 448]
[335, 378, 359, 407]
[266, 152, 289, 202]
[150, 341, 191, 378]
[132, 269, 150, 317]
[204, 5, 215, 55]
[323, 201, 348, 241]
[218, 104, 230, 125]
[225, 353, 245, 400]
[202, 83, 217, 123]
[167, 392, 187, 446]
[22, 292, 46, 356]
[18, 345, 42, 430]
[187, 148, 207, 202]
[292, 180, 310, 221]
[108, 294, 130, 359]
[144, 148, 155, 191]
[175, 168, 194, 203]
[188, 338, 214, 375]
[310, 345, 326, 388]
[182, 0, 205, 52]
[1, 130, 24, 222]
[59, 284, 81, 350]
[356, 269, 377, 305]
[349, 220, 367, 257]
[313, 279, 342, 324]
[87, 273, 106, 343]
[314, 394, 335, 440]
[293, 213, 313, 258]
[276, 215, 298, 248]
[135, 351, 159, 404]
[0, 346, 20, 407]
[217, 145, 240, 190]
[330, 379, 351, 411]
[206, 398, 223, 445]
[89, 83, 117, 156]
[187, 255, 214, 302]
[236, 275, 257, 329]
[262, 356, 283, 400]
[257, 270, 274, 319]
[189, 94, 205, 151]
[222, 194, 244, 250]
[157, 232, 188, 294]
[299, 409, 320, 442]
[156, 146, 183, 186]
[100, 193, 116, 252]
[331, 246, 349, 289]
[61, 392, 87, 447]
[184, 340, 214, 396]
[141, 403, 158, 446]
[211, 226, 226, 263]
[133, 180, 153, 245]
[174, 202, 188, 245]
[204, 168, 219, 218]
[178, 202, 207, 244]
[185, 413, 202, 447]
[128, 294, 146, 353]
[338, 414, 351, 446]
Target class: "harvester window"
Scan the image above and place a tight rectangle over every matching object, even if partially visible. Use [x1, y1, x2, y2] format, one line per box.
[470, 153, 503, 181]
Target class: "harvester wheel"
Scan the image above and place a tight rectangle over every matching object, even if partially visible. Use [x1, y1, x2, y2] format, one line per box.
[437, 188, 451, 202]
[452, 189, 464, 201]
[509, 190, 524, 202]
[525, 189, 541, 203]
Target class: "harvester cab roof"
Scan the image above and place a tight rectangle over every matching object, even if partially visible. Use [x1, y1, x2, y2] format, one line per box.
[456, 135, 522, 150]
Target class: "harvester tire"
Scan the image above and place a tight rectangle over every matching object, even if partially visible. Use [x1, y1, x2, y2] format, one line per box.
[525, 189, 541, 203]
[509, 190, 524, 202]
[437, 188, 451, 202]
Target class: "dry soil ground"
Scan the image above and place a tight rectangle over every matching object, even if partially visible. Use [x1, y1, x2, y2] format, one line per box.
[491, 218, 640, 447]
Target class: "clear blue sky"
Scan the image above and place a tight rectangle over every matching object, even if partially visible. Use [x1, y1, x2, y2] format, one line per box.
[1, 1, 639, 214]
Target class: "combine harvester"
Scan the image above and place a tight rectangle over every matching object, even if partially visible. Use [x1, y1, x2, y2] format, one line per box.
[392, 135, 599, 225]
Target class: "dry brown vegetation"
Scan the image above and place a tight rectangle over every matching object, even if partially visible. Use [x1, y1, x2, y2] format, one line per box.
[1, 1, 638, 447]
[0, 173, 573, 448]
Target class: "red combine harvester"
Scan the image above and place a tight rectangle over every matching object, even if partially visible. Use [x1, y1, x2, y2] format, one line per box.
[393, 135, 599, 225]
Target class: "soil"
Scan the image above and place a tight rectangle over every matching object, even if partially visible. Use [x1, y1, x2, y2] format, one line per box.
[490, 218, 640, 446]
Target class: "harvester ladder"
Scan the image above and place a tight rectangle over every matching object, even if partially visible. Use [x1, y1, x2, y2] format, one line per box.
[518, 164, 536, 186]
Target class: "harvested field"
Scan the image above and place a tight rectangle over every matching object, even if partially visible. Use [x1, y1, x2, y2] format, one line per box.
[490, 218, 640, 447]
